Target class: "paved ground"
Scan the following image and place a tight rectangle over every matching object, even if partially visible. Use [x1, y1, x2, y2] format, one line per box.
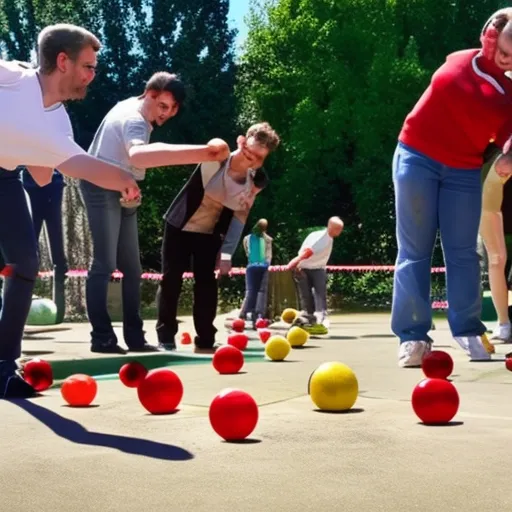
[2, 313, 512, 512]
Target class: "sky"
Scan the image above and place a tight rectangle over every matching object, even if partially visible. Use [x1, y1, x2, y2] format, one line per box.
[228, 0, 251, 51]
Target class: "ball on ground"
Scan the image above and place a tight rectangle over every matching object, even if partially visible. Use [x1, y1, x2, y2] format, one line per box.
[119, 361, 148, 388]
[26, 298, 58, 326]
[287, 326, 309, 347]
[265, 335, 291, 361]
[61, 374, 97, 407]
[209, 388, 258, 441]
[23, 358, 53, 392]
[308, 362, 359, 411]
[228, 332, 249, 351]
[281, 308, 298, 324]
[137, 369, 184, 415]
[421, 350, 454, 379]
[258, 328, 272, 344]
[213, 345, 244, 374]
[411, 378, 459, 425]
[231, 318, 245, 333]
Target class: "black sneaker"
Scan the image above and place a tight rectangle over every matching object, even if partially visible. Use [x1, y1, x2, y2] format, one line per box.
[0, 362, 37, 399]
[91, 342, 128, 355]
[158, 343, 177, 352]
[128, 343, 161, 353]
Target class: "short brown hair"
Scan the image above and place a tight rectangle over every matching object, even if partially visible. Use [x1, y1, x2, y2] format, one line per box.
[143, 72, 186, 106]
[38, 23, 101, 75]
[246, 122, 280, 152]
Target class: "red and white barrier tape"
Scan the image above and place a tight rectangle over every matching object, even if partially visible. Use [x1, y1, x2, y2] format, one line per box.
[35, 264, 447, 280]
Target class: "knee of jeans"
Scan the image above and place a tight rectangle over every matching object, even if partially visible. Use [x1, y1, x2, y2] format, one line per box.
[90, 258, 116, 277]
[488, 251, 507, 269]
[11, 256, 39, 281]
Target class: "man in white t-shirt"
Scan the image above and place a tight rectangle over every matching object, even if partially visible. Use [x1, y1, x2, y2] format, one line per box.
[0, 23, 140, 399]
[286, 217, 344, 330]
[80, 72, 230, 354]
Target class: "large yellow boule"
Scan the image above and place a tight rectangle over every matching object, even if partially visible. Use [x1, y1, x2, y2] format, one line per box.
[308, 361, 359, 411]
[287, 326, 309, 347]
[265, 335, 291, 361]
[281, 308, 298, 324]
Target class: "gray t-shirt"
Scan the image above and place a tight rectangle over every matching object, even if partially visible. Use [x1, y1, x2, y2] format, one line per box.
[88, 97, 153, 181]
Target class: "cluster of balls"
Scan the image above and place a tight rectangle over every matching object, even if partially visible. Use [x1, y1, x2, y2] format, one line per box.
[412, 350, 459, 425]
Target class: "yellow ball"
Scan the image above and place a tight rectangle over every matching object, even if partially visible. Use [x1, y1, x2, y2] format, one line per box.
[281, 308, 298, 324]
[287, 326, 309, 347]
[308, 362, 358, 411]
[265, 335, 291, 361]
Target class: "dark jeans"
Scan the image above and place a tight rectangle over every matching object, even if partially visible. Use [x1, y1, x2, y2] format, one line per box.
[23, 173, 68, 323]
[240, 265, 269, 321]
[0, 169, 39, 361]
[22, 172, 68, 276]
[156, 223, 221, 348]
[80, 180, 144, 348]
[293, 268, 327, 322]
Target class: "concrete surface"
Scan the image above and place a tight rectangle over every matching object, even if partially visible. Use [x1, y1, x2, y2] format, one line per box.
[2, 313, 512, 512]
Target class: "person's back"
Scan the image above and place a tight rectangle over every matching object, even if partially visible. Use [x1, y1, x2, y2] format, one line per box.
[247, 233, 268, 266]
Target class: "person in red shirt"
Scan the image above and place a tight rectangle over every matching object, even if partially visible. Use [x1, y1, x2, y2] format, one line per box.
[392, 8, 512, 368]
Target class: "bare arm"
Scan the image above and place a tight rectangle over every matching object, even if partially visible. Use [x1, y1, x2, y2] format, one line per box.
[26, 166, 54, 187]
[128, 138, 230, 169]
[287, 248, 314, 269]
[58, 154, 140, 200]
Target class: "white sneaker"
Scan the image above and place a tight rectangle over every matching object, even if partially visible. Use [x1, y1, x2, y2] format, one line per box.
[398, 341, 432, 368]
[453, 336, 491, 361]
[491, 323, 512, 342]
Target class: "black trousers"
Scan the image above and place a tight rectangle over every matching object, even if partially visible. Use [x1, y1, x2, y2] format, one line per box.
[156, 223, 221, 348]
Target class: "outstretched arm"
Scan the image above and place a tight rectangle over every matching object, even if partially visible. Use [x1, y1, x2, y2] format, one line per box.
[128, 138, 230, 169]
[59, 154, 140, 200]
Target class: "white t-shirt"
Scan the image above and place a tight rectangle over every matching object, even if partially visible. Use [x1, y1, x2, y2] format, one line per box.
[298, 228, 333, 269]
[88, 97, 153, 181]
[0, 60, 85, 170]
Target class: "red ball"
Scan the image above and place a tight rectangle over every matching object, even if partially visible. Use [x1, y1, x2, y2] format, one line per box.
[255, 318, 269, 329]
[258, 328, 272, 344]
[209, 388, 259, 441]
[505, 357, 512, 372]
[411, 378, 459, 425]
[213, 345, 244, 374]
[119, 361, 148, 388]
[228, 332, 249, 351]
[23, 358, 53, 392]
[137, 369, 183, 415]
[232, 319, 245, 333]
[61, 374, 97, 407]
[421, 350, 454, 379]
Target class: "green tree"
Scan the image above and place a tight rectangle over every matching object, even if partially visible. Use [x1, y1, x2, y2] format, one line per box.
[237, 0, 506, 265]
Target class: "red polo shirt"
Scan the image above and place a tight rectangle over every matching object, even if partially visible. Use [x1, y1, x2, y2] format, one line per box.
[399, 49, 512, 169]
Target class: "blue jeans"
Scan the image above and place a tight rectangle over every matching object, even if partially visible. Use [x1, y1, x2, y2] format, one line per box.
[240, 264, 269, 320]
[0, 169, 39, 361]
[80, 180, 144, 347]
[391, 142, 486, 342]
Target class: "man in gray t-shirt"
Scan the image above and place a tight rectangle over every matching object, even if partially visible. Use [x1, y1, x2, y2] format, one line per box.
[80, 71, 230, 354]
